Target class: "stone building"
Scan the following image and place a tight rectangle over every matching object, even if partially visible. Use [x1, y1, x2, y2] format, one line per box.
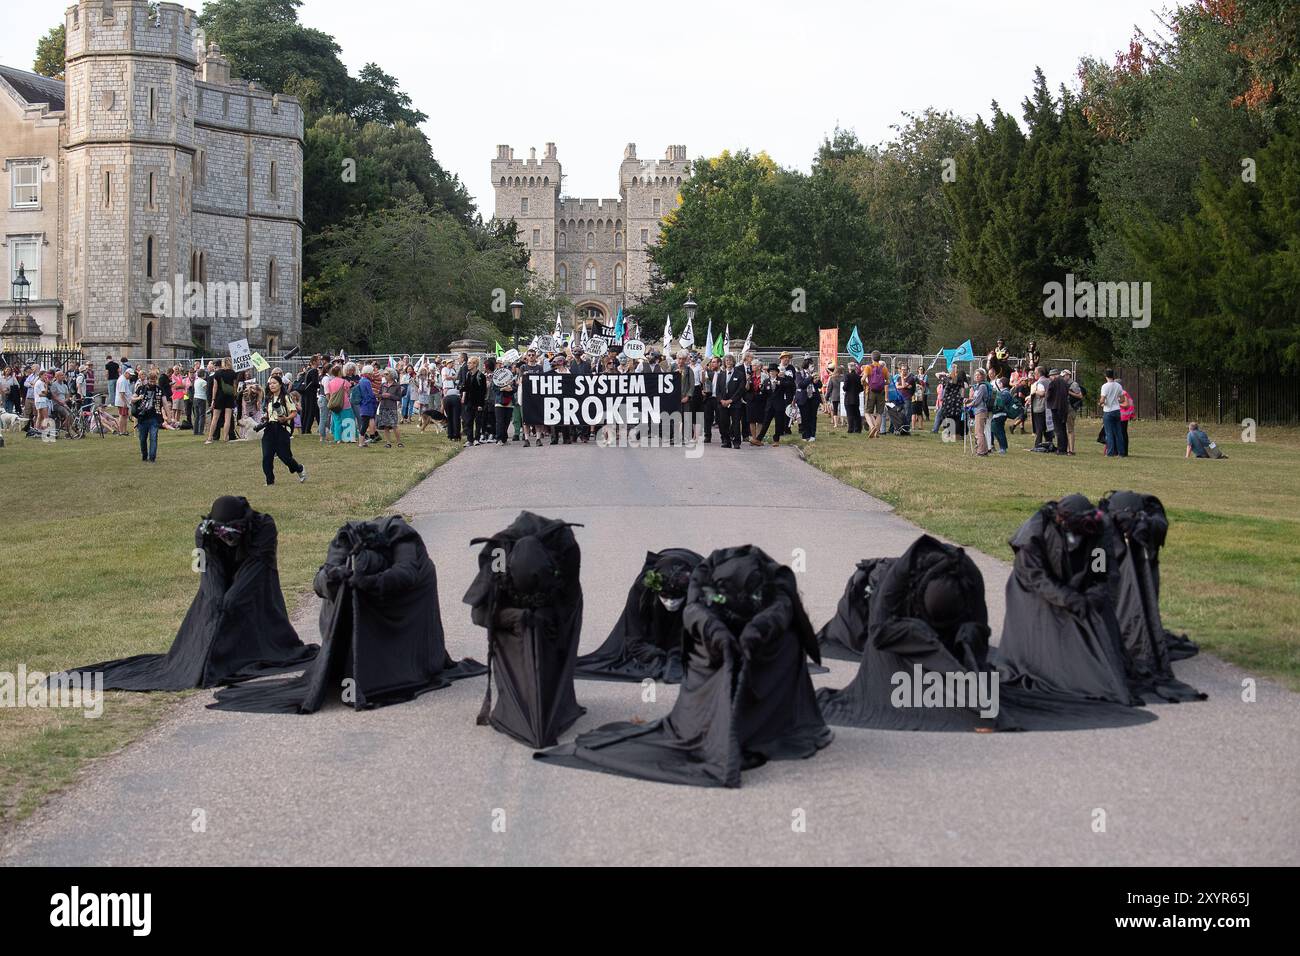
[492, 142, 688, 327]
[1, 0, 302, 373]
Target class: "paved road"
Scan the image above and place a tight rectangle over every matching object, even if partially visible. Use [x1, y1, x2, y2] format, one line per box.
[4, 441, 1298, 865]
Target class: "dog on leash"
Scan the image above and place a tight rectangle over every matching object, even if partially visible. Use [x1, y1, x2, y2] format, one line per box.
[0, 411, 30, 432]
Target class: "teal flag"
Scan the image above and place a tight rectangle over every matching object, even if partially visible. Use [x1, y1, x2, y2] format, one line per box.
[847, 326, 865, 363]
[942, 348, 957, 367]
[952, 339, 974, 362]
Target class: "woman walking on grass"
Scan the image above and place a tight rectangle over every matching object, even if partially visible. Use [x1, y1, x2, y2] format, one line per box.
[377, 370, 404, 448]
[261, 375, 306, 485]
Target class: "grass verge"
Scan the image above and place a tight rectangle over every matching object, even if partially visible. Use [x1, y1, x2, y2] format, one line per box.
[801, 418, 1300, 688]
[0, 424, 458, 826]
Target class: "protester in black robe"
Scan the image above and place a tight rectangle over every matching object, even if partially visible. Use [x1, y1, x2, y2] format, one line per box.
[575, 548, 702, 683]
[1100, 490, 1206, 691]
[210, 515, 483, 713]
[996, 494, 1146, 705]
[817, 535, 1015, 731]
[463, 511, 585, 748]
[816, 557, 888, 660]
[536, 545, 833, 787]
[52, 496, 316, 691]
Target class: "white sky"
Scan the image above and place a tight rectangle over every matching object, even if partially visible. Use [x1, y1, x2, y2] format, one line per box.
[4, 0, 1171, 212]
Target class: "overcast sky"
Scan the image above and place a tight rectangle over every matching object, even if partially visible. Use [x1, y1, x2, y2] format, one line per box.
[4, 0, 1170, 212]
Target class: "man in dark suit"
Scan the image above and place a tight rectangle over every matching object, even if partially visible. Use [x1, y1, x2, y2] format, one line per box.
[1045, 367, 1070, 456]
[700, 356, 720, 443]
[714, 354, 746, 448]
[758, 362, 796, 445]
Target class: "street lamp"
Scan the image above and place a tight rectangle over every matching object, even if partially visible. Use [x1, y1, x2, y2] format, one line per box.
[11, 263, 30, 316]
[510, 293, 524, 346]
[683, 290, 697, 327]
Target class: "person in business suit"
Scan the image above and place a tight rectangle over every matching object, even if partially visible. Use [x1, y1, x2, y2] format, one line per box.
[700, 356, 720, 443]
[759, 362, 797, 445]
[672, 351, 695, 446]
[796, 357, 822, 442]
[714, 354, 746, 449]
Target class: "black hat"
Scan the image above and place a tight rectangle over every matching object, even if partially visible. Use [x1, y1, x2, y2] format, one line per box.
[767, 362, 779, 371]
[208, 495, 250, 523]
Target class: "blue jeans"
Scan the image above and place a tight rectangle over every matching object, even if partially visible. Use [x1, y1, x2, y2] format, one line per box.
[318, 396, 330, 439]
[991, 414, 1008, 451]
[401, 393, 414, 419]
[1103, 409, 1126, 456]
[137, 416, 159, 460]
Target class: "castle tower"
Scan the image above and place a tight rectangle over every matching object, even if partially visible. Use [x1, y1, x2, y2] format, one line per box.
[63, 0, 198, 365]
[620, 144, 688, 302]
[491, 143, 560, 287]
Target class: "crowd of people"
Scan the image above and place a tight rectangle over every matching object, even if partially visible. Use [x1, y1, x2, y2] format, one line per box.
[2, 337, 1184, 465]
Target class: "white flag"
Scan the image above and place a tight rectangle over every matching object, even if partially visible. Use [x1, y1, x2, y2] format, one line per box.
[679, 315, 695, 349]
[662, 315, 673, 349]
[723, 325, 731, 355]
[741, 325, 754, 354]
[554, 312, 563, 338]
[705, 318, 713, 359]
[388, 355, 397, 368]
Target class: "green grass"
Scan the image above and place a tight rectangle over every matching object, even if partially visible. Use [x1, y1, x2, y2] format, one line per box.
[802, 418, 1300, 688]
[0, 424, 459, 826]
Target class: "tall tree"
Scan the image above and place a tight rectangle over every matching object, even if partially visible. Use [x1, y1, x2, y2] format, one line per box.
[1124, 120, 1300, 373]
[33, 24, 65, 79]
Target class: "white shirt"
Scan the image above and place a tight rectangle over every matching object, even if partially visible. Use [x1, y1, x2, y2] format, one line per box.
[115, 376, 133, 406]
[193, 375, 208, 400]
[1100, 380, 1124, 413]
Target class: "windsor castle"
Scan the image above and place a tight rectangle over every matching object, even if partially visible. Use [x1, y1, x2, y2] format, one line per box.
[492, 142, 688, 326]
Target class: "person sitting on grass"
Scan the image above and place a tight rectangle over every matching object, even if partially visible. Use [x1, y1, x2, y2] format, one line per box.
[1185, 422, 1228, 459]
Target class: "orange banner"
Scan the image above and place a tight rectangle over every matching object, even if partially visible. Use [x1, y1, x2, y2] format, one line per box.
[818, 328, 839, 379]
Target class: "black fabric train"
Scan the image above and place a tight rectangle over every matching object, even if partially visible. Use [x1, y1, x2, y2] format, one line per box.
[574, 548, 703, 683]
[210, 515, 483, 713]
[463, 511, 585, 748]
[53, 496, 316, 691]
[536, 545, 832, 787]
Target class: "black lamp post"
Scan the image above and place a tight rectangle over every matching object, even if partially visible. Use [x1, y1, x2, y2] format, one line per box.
[11, 263, 30, 317]
[510, 293, 524, 346]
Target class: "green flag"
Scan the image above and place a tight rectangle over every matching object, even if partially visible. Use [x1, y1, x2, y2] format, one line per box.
[494, 341, 504, 357]
[713, 333, 724, 358]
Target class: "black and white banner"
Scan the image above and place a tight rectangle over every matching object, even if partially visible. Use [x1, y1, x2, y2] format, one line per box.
[522, 372, 680, 426]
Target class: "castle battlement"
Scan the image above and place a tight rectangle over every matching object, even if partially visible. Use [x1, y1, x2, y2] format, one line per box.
[66, 1, 198, 65]
[558, 198, 623, 215]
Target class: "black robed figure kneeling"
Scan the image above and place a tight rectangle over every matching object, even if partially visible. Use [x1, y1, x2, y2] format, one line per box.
[1101, 490, 1199, 663]
[574, 548, 703, 683]
[211, 515, 484, 713]
[536, 545, 833, 788]
[996, 493, 1201, 709]
[463, 512, 586, 748]
[816, 535, 1016, 731]
[53, 496, 316, 691]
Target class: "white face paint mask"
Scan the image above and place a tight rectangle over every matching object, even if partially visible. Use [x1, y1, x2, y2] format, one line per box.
[658, 595, 685, 612]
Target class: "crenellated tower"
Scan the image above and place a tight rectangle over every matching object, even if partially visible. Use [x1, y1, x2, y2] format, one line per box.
[491, 143, 560, 286]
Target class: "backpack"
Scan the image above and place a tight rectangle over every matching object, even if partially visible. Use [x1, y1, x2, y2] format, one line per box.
[866, 362, 887, 392]
[327, 383, 345, 412]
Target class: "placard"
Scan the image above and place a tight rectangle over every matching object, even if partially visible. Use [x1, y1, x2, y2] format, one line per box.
[522, 372, 681, 426]
[250, 352, 270, 373]
[622, 339, 646, 360]
[500, 348, 520, 364]
[228, 338, 252, 373]
[536, 334, 556, 353]
[586, 338, 608, 357]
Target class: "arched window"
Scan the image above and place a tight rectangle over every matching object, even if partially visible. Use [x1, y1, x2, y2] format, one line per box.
[586, 232, 594, 250]
[614, 231, 622, 250]
[614, 263, 624, 293]
[584, 261, 597, 292]
[266, 335, 278, 355]
[267, 258, 278, 301]
[145, 321, 154, 359]
[558, 263, 568, 293]
[558, 232, 566, 249]
[145, 235, 155, 278]
[199, 251, 206, 283]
